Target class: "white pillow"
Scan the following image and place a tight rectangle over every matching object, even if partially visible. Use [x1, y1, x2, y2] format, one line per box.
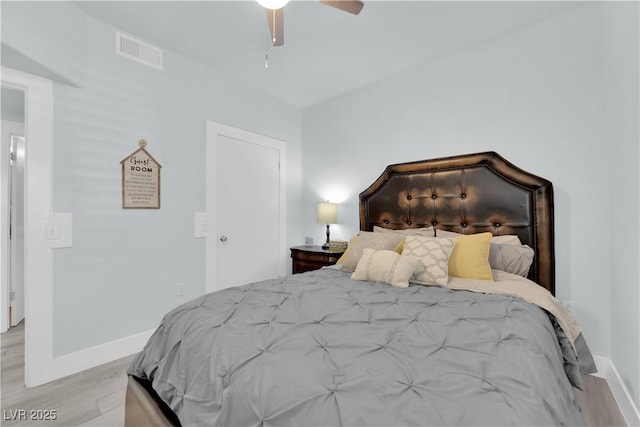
[351, 249, 421, 288]
[488, 244, 535, 277]
[402, 235, 456, 286]
[373, 225, 435, 237]
[433, 229, 462, 239]
[435, 229, 522, 245]
[490, 235, 522, 245]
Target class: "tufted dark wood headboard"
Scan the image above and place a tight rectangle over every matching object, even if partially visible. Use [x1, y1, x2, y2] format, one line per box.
[359, 152, 555, 295]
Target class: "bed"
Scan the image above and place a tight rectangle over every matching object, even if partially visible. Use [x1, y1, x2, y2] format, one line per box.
[125, 151, 595, 426]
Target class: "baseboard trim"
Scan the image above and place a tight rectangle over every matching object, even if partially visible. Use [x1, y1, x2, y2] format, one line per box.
[44, 328, 154, 385]
[593, 355, 640, 427]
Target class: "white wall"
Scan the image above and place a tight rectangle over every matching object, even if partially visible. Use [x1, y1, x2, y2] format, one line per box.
[302, 4, 610, 354]
[605, 1, 640, 409]
[1, 2, 302, 360]
[1, 1, 87, 86]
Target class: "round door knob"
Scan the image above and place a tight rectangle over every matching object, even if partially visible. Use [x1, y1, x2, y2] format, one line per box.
[219, 235, 228, 242]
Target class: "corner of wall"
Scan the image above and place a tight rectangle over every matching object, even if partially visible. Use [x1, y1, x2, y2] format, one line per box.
[594, 356, 640, 427]
[1, 2, 87, 86]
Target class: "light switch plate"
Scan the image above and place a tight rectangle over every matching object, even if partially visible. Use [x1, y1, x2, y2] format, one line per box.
[47, 212, 72, 248]
[45, 222, 60, 240]
[194, 212, 209, 238]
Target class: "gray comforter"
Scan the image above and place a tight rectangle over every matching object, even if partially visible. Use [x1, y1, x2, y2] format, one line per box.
[129, 268, 591, 426]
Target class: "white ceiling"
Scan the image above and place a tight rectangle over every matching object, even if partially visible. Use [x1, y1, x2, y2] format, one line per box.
[76, 1, 582, 109]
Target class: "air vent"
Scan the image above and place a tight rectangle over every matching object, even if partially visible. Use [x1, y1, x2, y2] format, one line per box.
[116, 32, 163, 70]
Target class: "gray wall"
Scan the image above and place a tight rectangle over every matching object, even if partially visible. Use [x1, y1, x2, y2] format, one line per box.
[1, 88, 25, 123]
[301, 2, 638, 406]
[1, 1, 302, 356]
[1, 1, 87, 86]
[605, 1, 640, 407]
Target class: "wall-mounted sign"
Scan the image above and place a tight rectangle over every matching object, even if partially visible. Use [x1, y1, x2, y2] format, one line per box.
[121, 139, 162, 209]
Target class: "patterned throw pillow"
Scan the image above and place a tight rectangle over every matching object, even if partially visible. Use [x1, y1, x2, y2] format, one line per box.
[402, 236, 456, 286]
[351, 249, 421, 288]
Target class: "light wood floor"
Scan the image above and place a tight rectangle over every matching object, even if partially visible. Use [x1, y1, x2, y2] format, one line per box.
[1, 322, 628, 427]
[1, 322, 134, 427]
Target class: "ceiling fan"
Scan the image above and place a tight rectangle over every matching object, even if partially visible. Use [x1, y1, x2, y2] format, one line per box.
[257, 0, 365, 46]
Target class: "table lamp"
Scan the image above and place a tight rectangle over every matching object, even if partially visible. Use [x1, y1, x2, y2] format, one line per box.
[317, 202, 338, 249]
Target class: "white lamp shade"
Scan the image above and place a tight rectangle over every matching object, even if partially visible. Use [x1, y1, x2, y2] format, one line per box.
[256, 0, 290, 9]
[317, 202, 338, 224]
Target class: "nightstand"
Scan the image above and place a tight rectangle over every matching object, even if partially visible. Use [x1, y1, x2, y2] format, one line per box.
[290, 246, 346, 274]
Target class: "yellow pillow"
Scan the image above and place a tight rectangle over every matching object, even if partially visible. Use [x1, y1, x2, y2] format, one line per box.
[448, 232, 494, 281]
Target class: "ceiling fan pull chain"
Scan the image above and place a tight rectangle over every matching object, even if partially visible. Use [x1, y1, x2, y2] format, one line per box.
[264, 32, 270, 68]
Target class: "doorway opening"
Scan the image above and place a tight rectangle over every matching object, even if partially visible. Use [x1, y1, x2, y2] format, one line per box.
[1, 67, 54, 388]
[1, 86, 26, 332]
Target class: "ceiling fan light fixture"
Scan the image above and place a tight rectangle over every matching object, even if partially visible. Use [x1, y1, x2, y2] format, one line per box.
[257, 0, 290, 9]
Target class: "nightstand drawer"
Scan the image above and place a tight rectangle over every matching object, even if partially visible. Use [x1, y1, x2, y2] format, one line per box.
[290, 246, 345, 274]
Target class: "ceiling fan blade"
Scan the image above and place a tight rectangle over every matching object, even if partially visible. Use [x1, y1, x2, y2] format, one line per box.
[266, 8, 284, 46]
[319, 0, 364, 15]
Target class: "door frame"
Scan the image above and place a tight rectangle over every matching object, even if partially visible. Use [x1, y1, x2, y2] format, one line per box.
[1, 67, 54, 387]
[205, 121, 286, 293]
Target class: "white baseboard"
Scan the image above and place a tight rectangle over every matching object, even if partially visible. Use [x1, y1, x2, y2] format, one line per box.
[41, 328, 154, 385]
[593, 355, 640, 427]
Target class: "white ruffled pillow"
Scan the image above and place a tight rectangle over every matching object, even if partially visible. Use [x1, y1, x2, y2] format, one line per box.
[351, 249, 421, 288]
